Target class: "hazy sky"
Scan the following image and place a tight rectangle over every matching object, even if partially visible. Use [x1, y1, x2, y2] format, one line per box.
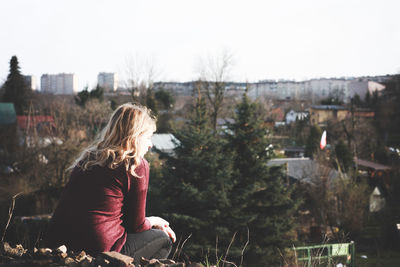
[1, 0, 400, 90]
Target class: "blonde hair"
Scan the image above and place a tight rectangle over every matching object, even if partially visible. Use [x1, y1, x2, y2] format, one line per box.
[71, 103, 156, 177]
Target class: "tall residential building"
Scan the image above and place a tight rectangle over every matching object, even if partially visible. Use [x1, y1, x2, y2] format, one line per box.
[97, 72, 118, 92]
[23, 75, 37, 90]
[40, 73, 77, 95]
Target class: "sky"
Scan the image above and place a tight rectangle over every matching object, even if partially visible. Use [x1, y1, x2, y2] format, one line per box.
[1, 0, 400, 91]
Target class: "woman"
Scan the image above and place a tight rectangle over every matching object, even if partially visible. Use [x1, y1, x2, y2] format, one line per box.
[45, 103, 175, 263]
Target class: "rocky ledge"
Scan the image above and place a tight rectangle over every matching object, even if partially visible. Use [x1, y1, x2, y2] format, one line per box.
[0, 242, 203, 267]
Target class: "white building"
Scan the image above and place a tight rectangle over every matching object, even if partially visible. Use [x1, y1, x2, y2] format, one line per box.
[97, 72, 118, 92]
[248, 77, 387, 104]
[40, 73, 77, 95]
[286, 110, 308, 124]
[23, 75, 37, 90]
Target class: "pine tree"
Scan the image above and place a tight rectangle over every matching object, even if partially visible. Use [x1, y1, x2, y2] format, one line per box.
[145, 88, 158, 116]
[226, 92, 299, 266]
[159, 90, 234, 259]
[74, 87, 90, 107]
[2, 56, 31, 114]
[75, 85, 104, 107]
[90, 84, 104, 102]
[335, 140, 353, 172]
[305, 124, 322, 158]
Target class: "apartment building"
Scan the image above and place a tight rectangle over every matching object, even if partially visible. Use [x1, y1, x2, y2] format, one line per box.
[40, 73, 77, 95]
[23, 75, 37, 91]
[97, 72, 118, 92]
[248, 77, 388, 104]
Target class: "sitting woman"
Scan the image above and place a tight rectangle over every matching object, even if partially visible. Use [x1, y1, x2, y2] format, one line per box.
[45, 103, 175, 263]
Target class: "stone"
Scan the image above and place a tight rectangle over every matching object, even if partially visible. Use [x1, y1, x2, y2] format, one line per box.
[55, 245, 67, 254]
[38, 248, 52, 255]
[140, 258, 185, 267]
[1, 243, 27, 258]
[75, 250, 87, 262]
[79, 258, 93, 267]
[147, 258, 166, 267]
[85, 254, 94, 262]
[62, 256, 76, 265]
[93, 256, 111, 266]
[100, 251, 134, 267]
[60, 252, 68, 259]
[159, 259, 176, 264]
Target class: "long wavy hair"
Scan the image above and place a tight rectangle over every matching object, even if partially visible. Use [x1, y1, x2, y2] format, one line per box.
[71, 103, 156, 177]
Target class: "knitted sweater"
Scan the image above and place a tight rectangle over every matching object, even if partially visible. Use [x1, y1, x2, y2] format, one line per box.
[45, 158, 151, 255]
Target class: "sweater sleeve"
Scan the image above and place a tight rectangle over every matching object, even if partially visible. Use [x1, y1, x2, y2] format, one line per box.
[126, 159, 152, 233]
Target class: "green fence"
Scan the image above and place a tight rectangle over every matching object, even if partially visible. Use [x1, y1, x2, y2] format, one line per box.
[293, 242, 355, 267]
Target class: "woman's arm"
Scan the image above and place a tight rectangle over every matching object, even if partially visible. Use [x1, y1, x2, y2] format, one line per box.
[126, 160, 152, 232]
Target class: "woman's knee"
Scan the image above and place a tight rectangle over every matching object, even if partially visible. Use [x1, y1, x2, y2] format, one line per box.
[152, 229, 172, 248]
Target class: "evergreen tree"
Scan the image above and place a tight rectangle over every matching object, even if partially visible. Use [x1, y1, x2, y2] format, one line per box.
[145, 89, 158, 116]
[159, 91, 234, 259]
[377, 75, 400, 147]
[155, 89, 174, 110]
[154, 89, 174, 133]
[74, 85, 104, 107]
[226, 92, 299, 266]
[335, 140, 353, 172]
[89, 84, 104, 102]
[2, 56, 31, 114]
[305, 124, 322, 158]
[75, 87, 90, 107]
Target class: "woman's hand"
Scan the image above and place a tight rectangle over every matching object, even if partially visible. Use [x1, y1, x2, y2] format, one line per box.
[147, 216, 169, 228]
[147, 216, 176, 243]
[163, 225, 176, 243]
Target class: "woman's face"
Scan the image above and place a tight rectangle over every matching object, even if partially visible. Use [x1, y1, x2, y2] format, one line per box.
[138, 131, 154, 157]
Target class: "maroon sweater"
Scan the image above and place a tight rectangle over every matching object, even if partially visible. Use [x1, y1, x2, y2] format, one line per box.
[46, 159, 151, 255]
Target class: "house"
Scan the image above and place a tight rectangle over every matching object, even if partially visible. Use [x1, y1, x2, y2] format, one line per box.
[0, 103, 17, 126]
[151, 133, 180, 154]
[309, 105, 348, 125]
[0, 103, 17, 172]
[369, 187, 386, 212]
[355, 158, 391, 179]
[352, 108, 375, 118]
[283, 146, 305, 158]
[269, 107, 285, 122]
[285, 109, 308, 124]
[17, 116, 55, 134]
[355, 158, 392, 212]
[267, 157, 340, 184]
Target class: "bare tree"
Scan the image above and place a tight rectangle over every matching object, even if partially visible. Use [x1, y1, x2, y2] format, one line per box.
[197, 51, 234, 130]
[302, 155, 369, 241]
[122, 55, 160, 104]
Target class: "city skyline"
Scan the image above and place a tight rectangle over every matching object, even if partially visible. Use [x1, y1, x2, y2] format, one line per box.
[1, 0, 400, 91]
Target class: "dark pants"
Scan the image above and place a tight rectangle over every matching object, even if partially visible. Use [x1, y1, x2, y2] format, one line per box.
[120, 229, 172, 264]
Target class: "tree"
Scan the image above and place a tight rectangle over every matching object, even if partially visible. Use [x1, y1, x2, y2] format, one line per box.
[74, 88, 90, 107]
[301, 162, 369, 242]
[123, 55, 158, 104]
[74, 85, 104, 107]
[2, 56, 32, 115]
[375, 75, 400, 148]
[305, 124, 322, 158]
[145, 88, 158, 116]
[154, 89, 175, 133]
[226, 92, 299, 266]
[155, 89, 174, 110]
[335, 140, 354, 173]
[90, 84, 104, 102]
[157, 89, 234, 260]
[198, 51, 233, 130]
